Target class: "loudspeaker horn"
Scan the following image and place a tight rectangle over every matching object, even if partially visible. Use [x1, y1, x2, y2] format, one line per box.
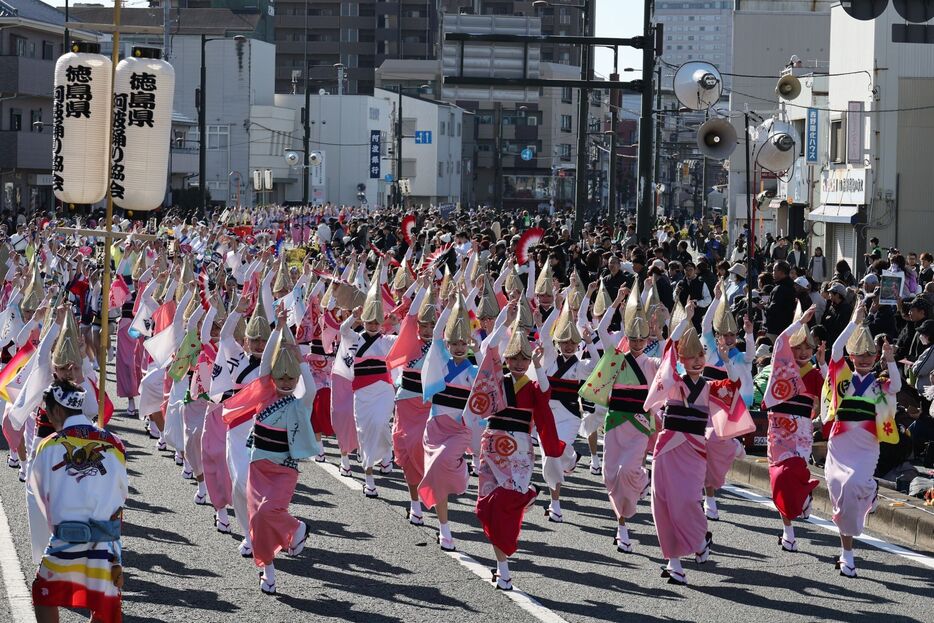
[696, 118, 738, 159]
[776, 74, 801, 101]
[673, 61, 722, 111]
[284, 150, 301, 166]
[308, 151, 323, 166]
[752, 118, 799, 173]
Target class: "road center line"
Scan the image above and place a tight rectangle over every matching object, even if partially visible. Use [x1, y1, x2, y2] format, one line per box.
[311, 459, 570, 623]
[0, 494, 37, 623]
[722, 483, 934, 570]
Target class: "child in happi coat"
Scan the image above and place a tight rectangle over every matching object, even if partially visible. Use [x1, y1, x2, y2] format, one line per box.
[475, 317, 565, 591]
[822, 302, 900, 578]
[762, 303, 823, 552]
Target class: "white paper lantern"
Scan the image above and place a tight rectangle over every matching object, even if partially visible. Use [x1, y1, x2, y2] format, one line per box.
[52, 42, 113, 205]
[111, 47, 176, 212]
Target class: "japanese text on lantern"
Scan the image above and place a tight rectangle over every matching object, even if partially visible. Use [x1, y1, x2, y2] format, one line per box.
[52, 85, 65, 192]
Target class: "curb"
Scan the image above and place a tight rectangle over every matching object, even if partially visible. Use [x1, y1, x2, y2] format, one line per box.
[727, 456, 934, 554]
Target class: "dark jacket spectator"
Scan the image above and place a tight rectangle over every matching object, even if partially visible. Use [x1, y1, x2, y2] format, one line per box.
[821, 283, 855, 347]
[765, 261, 797, 336]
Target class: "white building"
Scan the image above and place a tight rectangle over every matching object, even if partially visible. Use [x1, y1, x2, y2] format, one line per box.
[813, 4, 934, 268]
[254, 94, 393, 207]
[374, 88, 464, 207]
[727, 0, 829, 240]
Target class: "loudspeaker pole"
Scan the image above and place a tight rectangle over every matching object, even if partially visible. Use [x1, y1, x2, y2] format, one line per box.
[636, 0, 656, 242]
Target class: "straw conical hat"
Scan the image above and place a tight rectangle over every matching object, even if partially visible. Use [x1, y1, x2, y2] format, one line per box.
[712, 281, 739, 335]
[477, 277, 501, 320]
[678, 326, 705, 358]
[788, 301, 813, 348]
[245, 288, 271, 341]
[592, 279, 613, 318]
[360, 277, 384, 323]
[624, 279, 649, 340]
[534, 262, 554, 297]
[444, 293, 472, 343]
[553, 299, 582, 344]
[270, 325, 302, 381]
[503, 317, 532, 359]
[51, 307, 82, 369]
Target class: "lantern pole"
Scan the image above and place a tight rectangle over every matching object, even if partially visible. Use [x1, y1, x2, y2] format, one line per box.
[97, 0, 122, 427]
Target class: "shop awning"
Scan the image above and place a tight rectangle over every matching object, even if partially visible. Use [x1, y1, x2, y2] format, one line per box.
[807, 205, 861, 224]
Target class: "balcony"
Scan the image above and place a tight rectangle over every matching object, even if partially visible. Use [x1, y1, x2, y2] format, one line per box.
[0, 131, 52, 170]
[0, 55, 55, 98]
[170, 147, 198, 175]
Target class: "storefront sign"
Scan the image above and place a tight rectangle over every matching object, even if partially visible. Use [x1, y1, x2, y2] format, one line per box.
[820, 167, 869, 205]
[805, 107, 819, 164]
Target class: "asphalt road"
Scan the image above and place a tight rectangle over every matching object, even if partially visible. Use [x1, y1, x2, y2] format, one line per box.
[0, 376, 932, 623]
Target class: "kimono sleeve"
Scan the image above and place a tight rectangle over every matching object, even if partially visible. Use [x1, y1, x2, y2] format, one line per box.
[531, 383, 566, 458]
[287, 401, 321, 460]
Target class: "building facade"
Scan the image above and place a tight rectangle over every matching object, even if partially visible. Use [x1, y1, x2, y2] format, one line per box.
[656, 0, 733, 87]
[809, 3, 934, 270]
[0, 0, 95, 218]
[727, 0, 829, 239]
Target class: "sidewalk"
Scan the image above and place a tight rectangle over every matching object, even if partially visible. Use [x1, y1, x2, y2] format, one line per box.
[728, 455, 934, 553]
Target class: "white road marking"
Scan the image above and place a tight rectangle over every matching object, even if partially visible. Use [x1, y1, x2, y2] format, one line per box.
[0, 494, 36, 623]
[312, 459, 570, 623]
[722, 483, 934, 570]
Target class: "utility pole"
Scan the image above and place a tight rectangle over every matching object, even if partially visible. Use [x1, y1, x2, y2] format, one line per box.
[636, 0, 656, 241]
[302, 0, 310, 204]
[573, 0, 592, 236]
[395, 0, 404, 209]
[493, 102, 503, 210]
[607, 46, 619, 234]
[198, 34, 207, 217]
[653, 63, 661, 221]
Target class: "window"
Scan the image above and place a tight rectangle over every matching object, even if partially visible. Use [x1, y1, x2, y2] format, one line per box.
[10, 35, 27, 57]
[440, 121, 446, 136]
[561, 87, 573, 103]
[559, 144, 572, 161]
[207, 125, 229, 150]
[560, 114, 572, 132]
[456, 123, 461, 137]
[438, 162, 444, 178]
[477, 112, 494, 125]
[830, 119, 845, 163]
[9, 109, 22, 131]
[30, 109, 42, 132]
[369, 107, 380, 121]
[526, 114, 539, 126]
[42, 41, 55, 60]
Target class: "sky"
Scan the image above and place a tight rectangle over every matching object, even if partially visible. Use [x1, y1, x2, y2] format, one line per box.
[50, 0, 645, 78]
[594, 0, 646, 79]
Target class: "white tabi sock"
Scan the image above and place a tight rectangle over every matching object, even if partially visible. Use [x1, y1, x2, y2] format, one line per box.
[705, 496, 717, 512]
[497, 560, 511, 581]
[591, 453, 601, 468]
[262, 563, 276, 584]
[183, 459, 192, 472]
[667, 558, 684, 573]
[549, 500, 561, 515]
[410, 500, 422, 517]
[197, 481, 207, 497]
[439, 522, 452, 541]
[158, 429, 165, 442]
[216, 508, 229, 523]
[365, 474, 376, 489]
[127, 397, 136, 412]
[340, 455, 351, 470]
[617, 525, 629, 544]
[783, 525, 795, 542]
[841, 549, 855, 568]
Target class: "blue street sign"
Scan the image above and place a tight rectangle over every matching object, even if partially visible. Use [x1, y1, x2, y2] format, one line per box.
[384, 173, 394, 183]
[806, 107, 819, 164]
[521, 147, 534, 161]
[414, 130, 433, 145]
[369, 130, 381, 179]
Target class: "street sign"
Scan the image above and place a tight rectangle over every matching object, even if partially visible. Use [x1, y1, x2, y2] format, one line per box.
[369, 130, 381, 179]
[521, 147, 534, 161]
[384, 173, 394, 183]
[414, 130, 432, 145]
[805, 107, 819, 164]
